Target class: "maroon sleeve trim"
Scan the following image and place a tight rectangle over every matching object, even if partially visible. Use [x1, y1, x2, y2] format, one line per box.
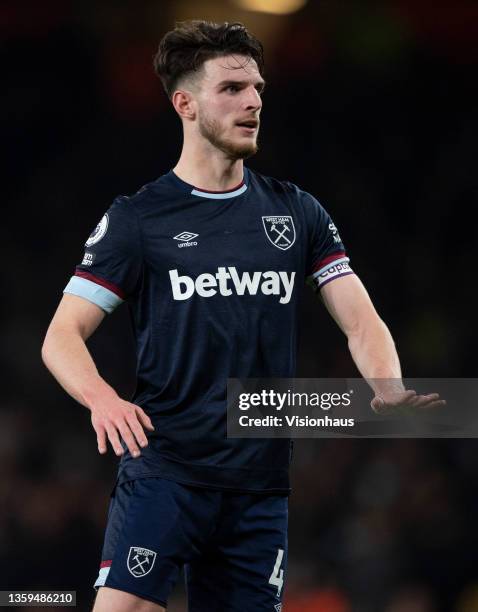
[74, 270, 126, 300]
[310, 251, 346, 275]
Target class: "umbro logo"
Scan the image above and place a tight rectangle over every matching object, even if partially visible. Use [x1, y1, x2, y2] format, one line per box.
[174, 231, 198, 241]
[173, 231, 198, 248]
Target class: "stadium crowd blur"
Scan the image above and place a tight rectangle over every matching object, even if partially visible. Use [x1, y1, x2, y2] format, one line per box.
[2, 0, 478, 610]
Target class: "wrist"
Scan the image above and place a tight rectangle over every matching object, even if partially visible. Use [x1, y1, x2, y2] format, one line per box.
[369, 378, 405, 397]
[81, 377, 118, 411]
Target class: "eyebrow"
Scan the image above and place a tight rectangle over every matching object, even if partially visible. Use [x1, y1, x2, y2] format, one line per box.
[217, 79, 266, 91]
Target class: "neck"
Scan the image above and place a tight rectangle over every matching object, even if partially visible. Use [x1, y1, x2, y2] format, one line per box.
[173, 137, 244, 191]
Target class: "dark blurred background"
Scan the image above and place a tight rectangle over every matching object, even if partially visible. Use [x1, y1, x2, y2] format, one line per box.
[2, 0, 478, 610]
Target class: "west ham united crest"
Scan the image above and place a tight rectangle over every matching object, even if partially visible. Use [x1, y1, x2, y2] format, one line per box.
[262, 216, 296, 251]
[127, 546, 157, 578]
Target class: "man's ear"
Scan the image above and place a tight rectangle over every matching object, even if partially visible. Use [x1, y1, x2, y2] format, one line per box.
[172, 89, 196, 121]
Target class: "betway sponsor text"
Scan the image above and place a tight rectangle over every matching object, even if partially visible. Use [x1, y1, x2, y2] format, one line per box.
[169, 267, 296, 304]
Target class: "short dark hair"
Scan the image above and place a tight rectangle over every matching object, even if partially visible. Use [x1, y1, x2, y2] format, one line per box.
[153, 20, 264, 98]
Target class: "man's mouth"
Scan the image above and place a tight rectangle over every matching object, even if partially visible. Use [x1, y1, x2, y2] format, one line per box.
[236, 119, 259, 129]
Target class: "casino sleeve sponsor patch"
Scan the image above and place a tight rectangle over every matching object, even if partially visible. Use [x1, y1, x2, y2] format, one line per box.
[63, 196, 143, 313]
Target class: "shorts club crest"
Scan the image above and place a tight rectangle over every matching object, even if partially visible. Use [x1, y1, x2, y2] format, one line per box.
[127, 547, 157, 578]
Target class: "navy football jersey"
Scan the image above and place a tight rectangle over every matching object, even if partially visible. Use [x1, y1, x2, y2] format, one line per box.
[64, 168, 353, 493]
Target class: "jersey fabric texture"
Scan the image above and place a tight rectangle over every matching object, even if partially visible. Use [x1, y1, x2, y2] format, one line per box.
[94, 477, 288, 611]
[64, 167, 353, 494]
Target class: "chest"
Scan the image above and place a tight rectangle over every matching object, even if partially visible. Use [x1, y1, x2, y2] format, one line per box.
[142, 193, 308, 276]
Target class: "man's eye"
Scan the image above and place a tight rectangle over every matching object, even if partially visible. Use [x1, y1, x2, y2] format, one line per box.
[226, 85, 239, 93]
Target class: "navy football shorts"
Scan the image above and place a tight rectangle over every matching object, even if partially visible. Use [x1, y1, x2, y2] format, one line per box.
[94, 477, 288, 610]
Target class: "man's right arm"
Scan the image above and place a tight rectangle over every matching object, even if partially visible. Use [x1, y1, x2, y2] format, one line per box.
[41, 294, 154, 457]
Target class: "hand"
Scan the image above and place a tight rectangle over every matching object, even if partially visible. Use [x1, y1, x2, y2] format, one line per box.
[371, 389, 446, 415]
[90, 393, 155, 458]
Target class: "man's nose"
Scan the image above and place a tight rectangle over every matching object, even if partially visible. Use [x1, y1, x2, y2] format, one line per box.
[243, 86, 262, 111]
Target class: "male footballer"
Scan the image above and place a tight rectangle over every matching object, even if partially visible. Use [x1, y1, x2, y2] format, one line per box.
[42, 20, 443, 612]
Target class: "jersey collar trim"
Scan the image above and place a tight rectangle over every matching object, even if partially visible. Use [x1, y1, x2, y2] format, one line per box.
[168, 169, 249, 199]
[191, 182, 247, 199]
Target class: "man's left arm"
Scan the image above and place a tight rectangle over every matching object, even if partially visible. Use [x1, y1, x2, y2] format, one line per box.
[320, 274, 444, 412]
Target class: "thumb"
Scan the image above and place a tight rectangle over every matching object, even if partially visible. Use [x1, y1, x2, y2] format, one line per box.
[371, 396, 386, 414]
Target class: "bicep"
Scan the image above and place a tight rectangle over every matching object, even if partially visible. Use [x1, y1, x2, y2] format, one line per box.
[320, 274, 380, 337]
[47, 294, 106, 341]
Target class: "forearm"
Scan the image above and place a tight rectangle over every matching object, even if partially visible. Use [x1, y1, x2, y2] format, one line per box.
[41, 328, 117, 410]
[320, 276, 429, 404]
[347, 315, 405, 394]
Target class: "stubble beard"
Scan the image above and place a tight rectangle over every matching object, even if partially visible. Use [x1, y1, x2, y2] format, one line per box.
[198, 113, 258, 160]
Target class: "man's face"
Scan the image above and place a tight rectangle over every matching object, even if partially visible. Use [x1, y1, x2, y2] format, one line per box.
[193, 55, 264, 160]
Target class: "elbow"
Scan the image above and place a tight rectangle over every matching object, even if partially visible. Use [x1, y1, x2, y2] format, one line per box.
[41, 323, 63, 369]
[41, 329, 53, 368]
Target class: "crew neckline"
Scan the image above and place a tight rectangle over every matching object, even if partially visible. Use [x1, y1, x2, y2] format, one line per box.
[168, 168, 249, 199]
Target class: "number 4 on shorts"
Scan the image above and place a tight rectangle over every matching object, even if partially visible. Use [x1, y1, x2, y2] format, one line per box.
[269, 548, 285, 597]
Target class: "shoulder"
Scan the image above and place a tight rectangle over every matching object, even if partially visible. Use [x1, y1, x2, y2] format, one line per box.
[247, 168, 300, 198]
[247, 168, 321, 210]
[114, 172, 173, 213]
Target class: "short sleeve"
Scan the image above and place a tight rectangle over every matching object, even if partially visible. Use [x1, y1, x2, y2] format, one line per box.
[63, 196, 142, 313]
[302, 191, 354, 292]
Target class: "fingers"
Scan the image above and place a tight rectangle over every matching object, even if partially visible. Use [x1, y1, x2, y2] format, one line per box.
[104, 422, 125, 456]
[96, 427, 107, 454]
[124, 411, 149, 449]
[398, 390, 418, 405]
[136, 407, 155, 431]
[420, 399, 447, 410]
[92, 404, 155, 458]
[411, 394, 446, 410]
[118, 420, 145, 457]
[408, 393, 438, 408]
[371, 390, 446, 415]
